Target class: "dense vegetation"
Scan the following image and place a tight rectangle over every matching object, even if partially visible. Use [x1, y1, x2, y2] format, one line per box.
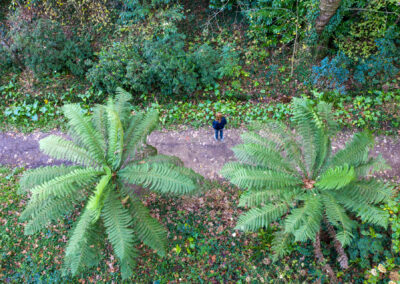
[0, 0, 399, 282]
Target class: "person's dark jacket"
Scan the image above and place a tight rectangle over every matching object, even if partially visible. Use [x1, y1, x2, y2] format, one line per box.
[212, 117, 227, 130]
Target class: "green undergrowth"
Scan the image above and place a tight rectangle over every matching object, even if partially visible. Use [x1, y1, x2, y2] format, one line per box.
[1, 167, 400, 283]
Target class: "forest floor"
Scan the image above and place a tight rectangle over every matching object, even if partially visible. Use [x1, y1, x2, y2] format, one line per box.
[0, 127, 399, 182]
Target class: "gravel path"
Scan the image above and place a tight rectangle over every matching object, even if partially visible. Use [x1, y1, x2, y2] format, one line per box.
[0, 127, 399, 181]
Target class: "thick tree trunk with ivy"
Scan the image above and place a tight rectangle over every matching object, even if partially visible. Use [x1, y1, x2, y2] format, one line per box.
[315, 0, 342, 34]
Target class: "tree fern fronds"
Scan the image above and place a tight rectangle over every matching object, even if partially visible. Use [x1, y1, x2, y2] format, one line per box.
[105, 105, 124, 168]
[220, 162, 264, 181]
[86, 168, 112, 223]
[40, 135, 99, 167]
[335, 230, 354, 247]
[354, 155, 391, 177]
[120, 163, 196, 195]
[64, 209, 101, 276]
[238, 188, 300, 207]
[232, 143, 298, 175]
[141, 154, 184, 167]
[330, 131, 374, 169]
[30, 168, 101, 203]
[122, 111, 158, 162]
[292, 197, 323, 242]
[284, 196, 315, 234]
[62, 104, 106, 163]
[128, 198, 167, 256]
[316, 164, 355, 190]
[321, 193, 356, 235]
[271, 230, 294, 260]
[102, 190, 138, 280]
[240, 132, 279, 150]
[337, 180, 393, 205]
[18, 165, 81, 194]
[316, 102, 338, 136]
[24, 195, 82, 235]
[336, 196, 389, 228]
[114, 87, 133, 123]
[235, 203, 288, 232]
[291, 98, 319, 175]
[123, 112, 144, 150]
[229, 168, 302, 191]
[92, 104, 108, 145]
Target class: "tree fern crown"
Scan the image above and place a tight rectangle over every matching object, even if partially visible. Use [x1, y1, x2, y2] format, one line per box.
[19, 87, 205, 279]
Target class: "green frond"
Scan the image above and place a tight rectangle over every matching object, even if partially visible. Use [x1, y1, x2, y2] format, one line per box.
[142, 154, 184, 167]
[354, 155, 391, 177]
[316, 164, 355, 190]
[240, 132, 279, 149]
[232, 143, 298, 174]
[64, 209, 102, 276]
[335, 230, 354, 247]
[105, 105, 124, 168]
[18, 165, 81, 194]
[329, 131, 374, 169]
[336, 180, 393, 205]
[271, 230, 294, 260]
[119, 163, 197, 195]
[291, 98, 320, 175]
[238, 188, 301, 207]
[102, 190, 138, 280]
[128, 198, 167, 256]
[316, 101, 338, 136]
[229, 168, 302, 191]
[321, 193, 356, 239]
[86, 168, 112, 222]
[235, 203, 288, 232]
[336, 195, 388, 228]
[40, 135, 99, 167]
[62, 104, 106, 163]
[292, 197, 322, 242]
[220, 162, 263, 181]
[122, 111, 158, 162]
[30, 168, 101, 203]
[114, 87, 133, 123]
[92, 104, 108, 145]
[24, 195, 82, 235]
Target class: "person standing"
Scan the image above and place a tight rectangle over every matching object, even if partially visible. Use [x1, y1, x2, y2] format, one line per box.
[212, 112, 227, 141]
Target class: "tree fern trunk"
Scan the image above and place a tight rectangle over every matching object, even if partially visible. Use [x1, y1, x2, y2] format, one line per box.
[315, 0, 342, 34]
[313, 231, 338, 283]
[325, 220, 349, 269]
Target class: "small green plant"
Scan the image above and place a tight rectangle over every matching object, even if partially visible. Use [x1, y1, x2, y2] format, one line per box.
[221, 98, 393, 281]
[18, 88, 204, 279]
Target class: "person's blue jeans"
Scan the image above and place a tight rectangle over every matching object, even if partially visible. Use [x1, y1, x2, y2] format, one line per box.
[215, 129, 223, 140]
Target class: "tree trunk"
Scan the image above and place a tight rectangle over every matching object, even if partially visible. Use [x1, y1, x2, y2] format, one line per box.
[315, 0, 342, 34]
[325, 220, 349, 269]
[313, 231, 338, 283]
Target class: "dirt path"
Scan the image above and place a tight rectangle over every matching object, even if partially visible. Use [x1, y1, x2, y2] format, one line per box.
[0, 127, 399, 181]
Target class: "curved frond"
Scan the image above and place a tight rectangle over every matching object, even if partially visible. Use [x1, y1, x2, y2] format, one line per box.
[235, 203, 288, 232]
[19, 165, 81, 194]
[115, 87, 133, 123]
[229, 168, 302, 191]
[271, 230, 294, 260]
[354, 155, 391, 177]
[316, 164, 355, 190]
[330, 131, 374, 169]
[336, 180, 393, 205]
[86, 168, 112, 222]
[240, 132, 278, 149]
[63, 104, 106, 163]
[40, 135, 99, 167]
[220, 162, 264, 181]
[105, 104, 124, 168]
[238, 188, 301, 207]
[102, 190, 138, 280]
[128, 198, 167, 256]
[316, 101, 338, 136]
[292, 197, 323, 242]
[119, 163, 197, 195]
[141, 154, 184, 167]
[92, 104, 108, 146]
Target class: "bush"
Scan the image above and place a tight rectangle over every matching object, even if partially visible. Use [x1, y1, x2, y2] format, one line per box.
[87, 29, 232, 97]
[7, 15, 92, 77]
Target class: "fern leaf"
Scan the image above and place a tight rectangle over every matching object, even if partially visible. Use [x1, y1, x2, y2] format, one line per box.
[102, 190, 138, 280]
[336, 180, 393, 205]
[240, 132, 279, 149]
[115, 87, 133, 123]
[105, 104, 124, 168]
[238, 188, 301, 207]
[220, 162, 264, 181]
[92, 104, 108, 146]
[354, 155, 391, 177]
[235, 203, 288, 232]
[40, 135, 99, 167]
[141, 154, 184, 167]
[271, 230, 294, 260]
[129, 198, 167, 256]
[330, 131, 374, 168]
[316, 164, 355, 190]
[62, 104, 106, 163]
[86, 167, 112, 222]
[119, 163, 197, 195]
[292, 197, 322, 242]
[316, 101, 338, 136]
[335, 230, 354, 247]
[19, 165, 81, 194]
[229, 168, 302, 191]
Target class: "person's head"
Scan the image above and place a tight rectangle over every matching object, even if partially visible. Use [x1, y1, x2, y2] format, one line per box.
[216, 112, 222, 123]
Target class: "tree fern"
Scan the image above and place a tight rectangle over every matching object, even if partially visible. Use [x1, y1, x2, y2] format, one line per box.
[19, 88, 203, 280]
[222, 98, 393, 279]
